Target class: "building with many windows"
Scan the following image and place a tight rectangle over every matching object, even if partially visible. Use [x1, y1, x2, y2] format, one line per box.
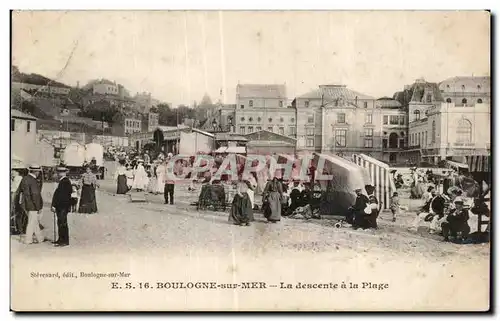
[439, 76, 491, 106]
[230, 84, 296, 137]
[377, 97, 407, 164]
[400, 77, 491, 164]
[293, 84, 386, 159]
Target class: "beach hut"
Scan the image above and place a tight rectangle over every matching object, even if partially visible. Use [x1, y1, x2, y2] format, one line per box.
[313, 153, 372, 216]
[352, 153, 395, 210]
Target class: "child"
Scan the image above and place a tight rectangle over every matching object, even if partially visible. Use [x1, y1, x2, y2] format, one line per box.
[70, 184, 79, 213]
[390, 192, 400, 222]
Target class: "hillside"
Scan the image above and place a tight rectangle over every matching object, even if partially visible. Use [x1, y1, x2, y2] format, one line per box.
[12, 69, 71, 88]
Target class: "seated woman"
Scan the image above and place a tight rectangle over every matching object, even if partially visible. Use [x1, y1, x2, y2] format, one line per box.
[228, 181, 253, 226]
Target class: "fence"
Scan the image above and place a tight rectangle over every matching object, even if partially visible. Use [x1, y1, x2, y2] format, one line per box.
[352, 153, 395, 210]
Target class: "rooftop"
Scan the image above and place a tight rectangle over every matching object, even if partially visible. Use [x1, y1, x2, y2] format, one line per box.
[439, 76, 491, 92]
[11, 109, 37, 120]
[298, 84, 374, 101]
[236, 84, 287, 99]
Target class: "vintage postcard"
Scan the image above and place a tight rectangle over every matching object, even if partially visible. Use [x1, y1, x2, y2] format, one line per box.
[10, 10, 491, 311]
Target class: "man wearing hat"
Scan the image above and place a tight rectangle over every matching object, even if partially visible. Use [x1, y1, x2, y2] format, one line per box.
[51, 166, 73, 247]
[19, 165, 44, 244]
[441, 197, 471, 242]
[347, 188, 369, 227]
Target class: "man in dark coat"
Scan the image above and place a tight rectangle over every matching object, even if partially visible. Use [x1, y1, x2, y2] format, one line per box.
[348, 188, 369, 227]
[20, 165, 44, 244]
[51, 167, 73, 247]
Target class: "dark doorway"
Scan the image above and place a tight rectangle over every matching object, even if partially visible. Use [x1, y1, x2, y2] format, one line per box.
[389, 132, 399, 148]
[389, 153, 397, 163]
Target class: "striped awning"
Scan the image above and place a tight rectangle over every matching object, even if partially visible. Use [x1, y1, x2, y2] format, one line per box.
[466, 155, 491, 173]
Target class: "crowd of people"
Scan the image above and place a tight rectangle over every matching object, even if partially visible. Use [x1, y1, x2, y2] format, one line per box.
[10, 163, 100, 246]
[11, 147, 491, 246]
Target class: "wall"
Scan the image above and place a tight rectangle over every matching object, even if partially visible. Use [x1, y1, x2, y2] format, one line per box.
[179, 132, 213, 155]
[236, 97, 286, 109]
[124, 118, 142, 135]
[11, 117, 37, 164]
[93, 83, 118, 95]
[233, 108, 296, 136]
[321, 107, 383, 154]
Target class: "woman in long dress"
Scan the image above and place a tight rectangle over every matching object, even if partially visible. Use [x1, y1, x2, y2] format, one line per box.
[114, 161, 128, 194]
[78, 166, 99, 214]
[155, 161, 166, 195]
[229, 181, 253, 226]
[263, 177, 283, 223]
[125, 165, 134, 191]
[132, 160, 149, 191]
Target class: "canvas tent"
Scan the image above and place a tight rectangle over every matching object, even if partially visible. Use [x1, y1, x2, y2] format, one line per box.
[32, 139, 56, 167]
[313, 153, 372, 216]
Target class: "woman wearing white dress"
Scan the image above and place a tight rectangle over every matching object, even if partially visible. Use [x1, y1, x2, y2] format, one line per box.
[155, 160, 166, 195]
[132, 160, 149, 191]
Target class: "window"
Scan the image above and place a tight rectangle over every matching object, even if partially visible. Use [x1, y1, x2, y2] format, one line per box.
[477, 99, 483, 104]
[462, 98, 467, 105]
[446, 98, 452, 103]
[337, 113, 346, 124]
[279, 127, 285, 135]
[417, 133, 421, 146]
[424, 132, 427, 146]
[426, 94, 432, 103]
[249, 100, 254, 107]
[456, 119, 472, 143]
[289, 126, 296, 136]
[267, 126, 274, 132]
[11, 119, 16, 131]
[268, 118, 272, 123]
[414, 110, 421, 121]
[241, 117, 245, 122]
[383, 115, 388, 125]
[399, 115, 405, 125]
[279, 100, 283, 107]
[461, 85, 465, 90]
[390, 115, 399, 124]
[399, 139, 405, 148]
[240, 105, 244, 109]
[365, 114, 373, 124]
[477, 84, 481, 89]
[248, 126, 254, 133]
[249, 117, 253, 122]
[239, 126, 246, 135]
[291, 118, 295, 123]
[257, 117, 262, 122]
[304, 101, 310, 108]
[306, 128, 314, 136]
[364, 138, 373, 148]
[256, 126, 262, 131]
[307, 115, 314, 123]
[280, 117, 284, 123]
[431, 120, 436, 143]
[364, 128, 373, 137]
[335, 129, 347, 147]
[382, 138, 388, 148]
[363, 101, 368, 108]
[306, 138, 314, 147]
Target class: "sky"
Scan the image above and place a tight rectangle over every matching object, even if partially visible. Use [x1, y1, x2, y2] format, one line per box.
[12, 11, 490, 106]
